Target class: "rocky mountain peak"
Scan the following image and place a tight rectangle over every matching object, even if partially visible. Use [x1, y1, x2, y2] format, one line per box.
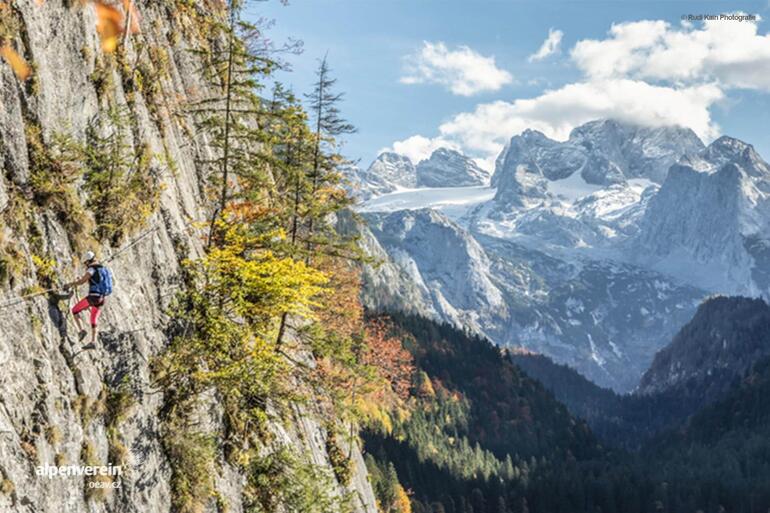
[349, 151, 417, 199]
[521, 128, 550, 141]
[701, 136, 770, 178]
[569, 119, 628, 145]
[366, 151, 417, 187]
[416, 148, 490, 187]
[633, 133, 770, 295]
[492, 119, 704, 207]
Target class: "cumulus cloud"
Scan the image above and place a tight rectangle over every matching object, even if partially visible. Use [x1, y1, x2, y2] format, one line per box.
[400, 41, 513, 96]
[572, 17, 770, 90]
[390, 80, 723, 169]
[528, 28, 564, 62]
[382, 135, 460, 165]
[388, 15, 770, 168]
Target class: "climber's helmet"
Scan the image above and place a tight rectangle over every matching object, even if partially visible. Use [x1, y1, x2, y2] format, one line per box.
[83, 250, 96, 265]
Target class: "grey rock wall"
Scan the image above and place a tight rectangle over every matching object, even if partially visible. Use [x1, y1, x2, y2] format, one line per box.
[0, 2, 376, 512]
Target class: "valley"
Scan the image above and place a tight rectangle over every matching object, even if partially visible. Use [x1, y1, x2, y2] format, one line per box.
[1, 2, 769, 513]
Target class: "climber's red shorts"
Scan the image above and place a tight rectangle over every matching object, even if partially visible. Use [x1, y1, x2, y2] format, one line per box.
[72, 295, 105, 327]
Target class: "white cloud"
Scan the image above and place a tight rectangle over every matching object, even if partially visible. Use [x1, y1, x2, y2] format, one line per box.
[528, 28, 564, 62]
[572, 17, 770, 90]
[382, 135, 460, 165]
[391, 80, 723, 168]
[400, 41, 513, 96]
[388, 15, 770, 168]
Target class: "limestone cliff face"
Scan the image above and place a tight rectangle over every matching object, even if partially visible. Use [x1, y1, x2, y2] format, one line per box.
[0, 2, 376, 512]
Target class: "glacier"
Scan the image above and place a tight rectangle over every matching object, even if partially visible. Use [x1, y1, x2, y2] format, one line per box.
[352, 119, 770, 391]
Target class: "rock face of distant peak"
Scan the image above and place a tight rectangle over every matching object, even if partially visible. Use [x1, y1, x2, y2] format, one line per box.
[570, 120, 705, 183]
[416, 148, 490, 187]
[493, 128, 586, 186]
[367, 152, 417, 188]
[492, 120, 704, 205]
[364, 208, 506, 326]
[349, 152, 417, 199]
[634, 136, 770, 294]
[698, 136, 770, 180]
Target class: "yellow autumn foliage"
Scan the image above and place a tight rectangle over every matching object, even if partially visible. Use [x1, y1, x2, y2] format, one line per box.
[202, 223, 328, 328]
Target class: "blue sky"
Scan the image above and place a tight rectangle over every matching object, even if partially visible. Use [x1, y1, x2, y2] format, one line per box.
[252, 0, 770, 170]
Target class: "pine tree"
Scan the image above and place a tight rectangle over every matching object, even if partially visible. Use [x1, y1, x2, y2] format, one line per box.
[268, 83, 315, 251]
[272, 58, 365, 345]
[303, 56, 357, 262]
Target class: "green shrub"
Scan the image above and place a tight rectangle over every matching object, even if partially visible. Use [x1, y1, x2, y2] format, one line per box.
[25, 123, 95, 251]
[244, 446, 351, 513]
[83, 106, 162, 244]
[326, 431, 353, 486]
[163, 423, 217, 513]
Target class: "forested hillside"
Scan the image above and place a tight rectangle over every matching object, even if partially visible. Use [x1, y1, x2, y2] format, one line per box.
[510, 353, 698, 447]
[3, 2, 770, 513]
[364, 310, 770, 513]
[363, 313, 600, 513]
[512, 296, 770, 448]
[639, 296, 770, 396]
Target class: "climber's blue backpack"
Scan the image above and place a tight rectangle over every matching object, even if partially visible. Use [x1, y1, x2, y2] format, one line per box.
[89, 265, 114, 297]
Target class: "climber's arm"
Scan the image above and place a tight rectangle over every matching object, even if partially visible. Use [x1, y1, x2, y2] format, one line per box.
[67, 271, 92, 289]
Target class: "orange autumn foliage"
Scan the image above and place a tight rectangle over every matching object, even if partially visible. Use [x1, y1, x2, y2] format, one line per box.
[313, 258, 414, 402]
[3, 1, 137, 78]
[363, 318, 414, 401]
[93, 1, 123, 52]
[309, 258, 414, 430]
[22, 0, 141, 55]
[314, 257, 365, 340]
[122, 0, 141, 35]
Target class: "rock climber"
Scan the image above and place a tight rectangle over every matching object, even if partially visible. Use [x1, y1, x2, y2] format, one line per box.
[66, 251, 113, 347]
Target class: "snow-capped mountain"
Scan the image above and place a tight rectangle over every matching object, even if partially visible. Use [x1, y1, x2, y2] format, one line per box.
[350, 148, 490, 200]
[634, 136, 770, 294]
[364, 209, 507, 335]
[354, 119, 770, 391]
[416, 148, 490, 187]
[350, 152, 416, 199]
[493, 120, 704, 206]
[356, 208, 702, 391]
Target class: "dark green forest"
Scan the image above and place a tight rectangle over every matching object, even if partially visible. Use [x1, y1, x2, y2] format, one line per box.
[364, 305, 770, 513]
[513, 296, 770, 448]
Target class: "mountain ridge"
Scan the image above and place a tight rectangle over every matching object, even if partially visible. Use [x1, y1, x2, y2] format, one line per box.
[356, 119, 770, 390]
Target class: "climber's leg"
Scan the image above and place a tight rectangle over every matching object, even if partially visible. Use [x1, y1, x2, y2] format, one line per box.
[71, 297, 90, 341]
[89, 322, 98, 345]
[87, 296, 104, 345]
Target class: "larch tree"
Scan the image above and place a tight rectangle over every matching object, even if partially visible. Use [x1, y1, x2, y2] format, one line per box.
[188, 0, 294, 247]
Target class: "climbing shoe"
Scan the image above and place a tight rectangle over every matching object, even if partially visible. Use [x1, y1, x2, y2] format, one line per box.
[82, 343, 97, 351]
[78, 330, 87, 341]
